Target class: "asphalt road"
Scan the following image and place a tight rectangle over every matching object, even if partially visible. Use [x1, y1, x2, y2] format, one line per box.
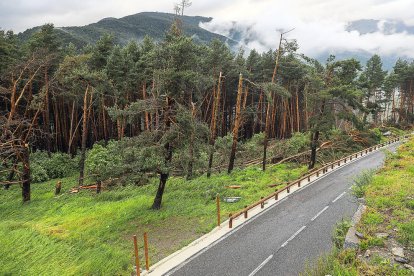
[166, 143, 401, 276]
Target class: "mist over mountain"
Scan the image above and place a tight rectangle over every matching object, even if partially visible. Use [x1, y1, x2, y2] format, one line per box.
[16, 12, 413, 70]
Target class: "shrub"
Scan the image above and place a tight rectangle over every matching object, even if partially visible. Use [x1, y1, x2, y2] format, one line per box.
[332, 219, 352, 248]
[30, 151, 78, 182]
[30, 163, 49, 183]
[351, 170, 374, 198]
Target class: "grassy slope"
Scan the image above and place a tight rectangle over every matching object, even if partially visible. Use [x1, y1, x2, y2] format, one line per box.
[0, 163, 306, 275]
[302, 138, 414, 275]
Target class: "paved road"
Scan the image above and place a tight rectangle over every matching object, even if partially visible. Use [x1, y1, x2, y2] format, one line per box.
[167, 143, 401, 276]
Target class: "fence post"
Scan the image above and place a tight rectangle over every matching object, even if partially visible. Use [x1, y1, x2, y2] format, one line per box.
[298, 180, 301, 187]
[143, 232, 149, 272]
[316, 171, 319, 177]
[244, 206, 248, 218]
[133, 235, 141, 276]
[229, 214, 233, 228]
[308, 176, 310, 182]
[216, 194, 221, 227]
[275, 191, 278, 200]
[261, 197, 265, 208]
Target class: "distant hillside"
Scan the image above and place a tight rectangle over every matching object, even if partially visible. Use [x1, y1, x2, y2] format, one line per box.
[346, 19, 414, 35]
[17, 12, 236, 48]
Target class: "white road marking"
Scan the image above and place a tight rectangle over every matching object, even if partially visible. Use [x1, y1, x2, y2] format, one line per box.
[332, 191, 346, 203]
[281, 226, 306, 248]
[248, 255, 273, 276]
[311, 206, 329, 221]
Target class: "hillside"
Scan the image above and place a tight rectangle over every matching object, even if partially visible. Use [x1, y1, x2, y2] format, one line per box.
[17, 12, 236, 48]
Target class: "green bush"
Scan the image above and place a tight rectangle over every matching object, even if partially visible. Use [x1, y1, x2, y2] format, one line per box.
[351, 170, 374, 198]
[30, 163, 49, 183]
[30, 151, 78, 182]
[332, 219, 352, 248]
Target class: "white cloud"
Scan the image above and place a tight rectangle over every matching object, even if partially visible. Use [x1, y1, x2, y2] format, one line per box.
[0, 0, 413, 59]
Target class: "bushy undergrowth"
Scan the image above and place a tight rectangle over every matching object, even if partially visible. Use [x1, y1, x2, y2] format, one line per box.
[30, 151, 79, 183]
[351, 170, 375, 198]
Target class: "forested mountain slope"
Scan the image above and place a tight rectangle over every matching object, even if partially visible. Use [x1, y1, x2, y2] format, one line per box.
[17, 12, 235, 48]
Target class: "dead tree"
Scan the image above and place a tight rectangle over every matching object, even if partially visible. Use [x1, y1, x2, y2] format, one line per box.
[228, 73, 243, 173]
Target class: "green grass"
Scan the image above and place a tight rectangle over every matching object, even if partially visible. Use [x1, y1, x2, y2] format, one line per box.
[0, 163, 306, 275]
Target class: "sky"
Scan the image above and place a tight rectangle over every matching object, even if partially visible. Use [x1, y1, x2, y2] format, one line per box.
[1, 0, 414, 58]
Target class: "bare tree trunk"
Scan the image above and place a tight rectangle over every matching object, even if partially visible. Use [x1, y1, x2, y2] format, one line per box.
[187, 103, 196, 180]
[228, 74, 243, 173]
[207, 72, 222, 178]
[43, 67, 51, 156]
[308, 130, 319, 169]
[263, 32, 283, 170]
[78, 84, 89, 186]
[22, 146, 30, 202]
[152, 97, 173, 210]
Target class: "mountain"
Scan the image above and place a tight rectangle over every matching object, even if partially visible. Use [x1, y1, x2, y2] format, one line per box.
[346, 19, 414, 35]
[17, 12, 236, 48]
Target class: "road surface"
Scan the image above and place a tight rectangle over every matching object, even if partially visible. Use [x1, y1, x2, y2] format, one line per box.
[166, 143, 401, 276]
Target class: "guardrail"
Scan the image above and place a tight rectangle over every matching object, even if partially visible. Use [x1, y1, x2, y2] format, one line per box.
[228, 136, 409, 228]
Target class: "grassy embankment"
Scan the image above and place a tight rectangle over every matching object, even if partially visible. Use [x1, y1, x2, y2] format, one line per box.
[303, 137, 414, 275]
[0, 163, 306, 275]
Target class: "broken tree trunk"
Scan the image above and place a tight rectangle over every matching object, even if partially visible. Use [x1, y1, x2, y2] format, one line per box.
[228, 74, 243, 173]
[207, 72, 222, 178]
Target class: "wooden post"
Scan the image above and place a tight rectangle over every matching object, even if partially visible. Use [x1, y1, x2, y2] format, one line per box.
[275, 191, 278, 200]
[244, 206, 248, 218]
[307, 176, 310, 182]
[261, 197, 264, 208]
[216, 194, 221, 227]
[287, 187, 290, 193]
[229, 214, 233, 228]
[298, 180, 301, 187]
[133, 235, 141, 276]
[55, 181, 62, 195]
[143, 232, 149, 271]
[316, 171, 319, 177]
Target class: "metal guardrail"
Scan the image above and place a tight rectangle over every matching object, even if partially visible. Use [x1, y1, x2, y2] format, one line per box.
[228, 136, 409, 228]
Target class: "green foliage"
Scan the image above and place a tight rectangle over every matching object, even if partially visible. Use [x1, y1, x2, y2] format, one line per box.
[351, 170, 374, 198]
[30, 151, 78, 182]
[332, 219, 352, 248]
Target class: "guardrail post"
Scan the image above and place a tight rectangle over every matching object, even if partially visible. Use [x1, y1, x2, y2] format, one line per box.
[216, 194, 221, 227]
[350, 156, 353, 160]
[331, 164, 334, 169]
[344, 158, 347, 163]
[337, 161, 340, 166]
[307, 176, 310, 182]
[244, 206, 248, 218]
[316, 171, 319, 177]
[298, 180, 301, 187]
[229, 214, 233, 228]
[133, 235, 141, 276]
[261, 197, 265, 208]
[275, 191, 278, 200]
[143, 232, 150, 272]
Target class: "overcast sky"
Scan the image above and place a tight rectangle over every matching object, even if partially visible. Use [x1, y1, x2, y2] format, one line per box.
[1, 0, 414, 58]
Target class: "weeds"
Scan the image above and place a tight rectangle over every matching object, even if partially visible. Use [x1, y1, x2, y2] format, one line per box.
[351, 170, 374, 198]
